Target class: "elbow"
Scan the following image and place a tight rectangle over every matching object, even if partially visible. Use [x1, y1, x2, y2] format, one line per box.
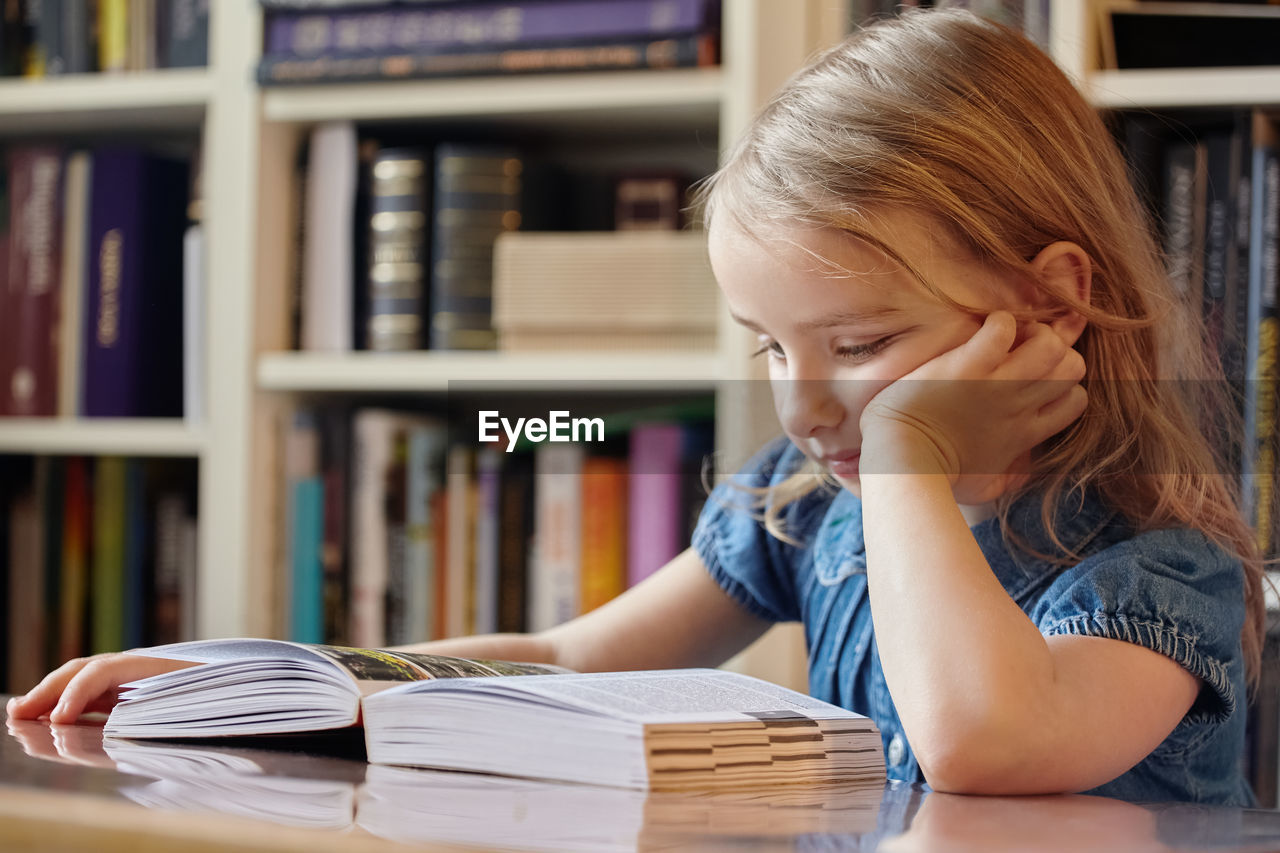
[911, 720, 1074, 796]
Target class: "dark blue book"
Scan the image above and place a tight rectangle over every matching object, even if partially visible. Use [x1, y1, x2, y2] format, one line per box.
[83, 149, 190, 418]
[262, 0, 719, 60]
[163, 0, 209, 68]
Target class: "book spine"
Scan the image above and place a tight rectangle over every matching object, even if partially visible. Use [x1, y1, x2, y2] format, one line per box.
[165, 0, 209, 68]
[151, 489, 187, 647]
[626, 423, 683, 587]
[301, 122, 357, 353]
[58, 456, 90, 661]
[366, 147, 429, 352]
[4, 146, 62, 418]
[472, 447, 501, 635]
[258, 33, 716, 85]
[61, 0, 91, 73]
[444, 444, 476, 637]
[428, 144, 521, 351]
[1163, 138, 1205, 304]
[98, 0, 128, 72]
[528, 443, 582, 632]
[58, 151, 90, 418]
[92, 456, 127, 654]
[496, 451, 531, 633]
[39, 456, 63, 670]
[579, 455, 626, 613]
[319, 408, 350, 644]
[405, 421, 445, 642]
[262, 0, 716, 59]
[349, 409, 398, 647]
[84, 150, 188, 418]
[36, 0, 62, 75]
[7, 477, 44, 691]
[286, 410, 325, 644]
[384, 426, 410, 646]
[121, 458, 148, 649]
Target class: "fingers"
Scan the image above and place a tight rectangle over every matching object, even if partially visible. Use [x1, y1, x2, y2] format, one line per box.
[6, 656, 93, 721]
[6, 654, 197, 724]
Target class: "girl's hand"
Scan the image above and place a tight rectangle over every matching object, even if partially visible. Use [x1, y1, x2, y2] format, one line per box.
[859, 311, 1087, 504]
[5, 653, 200, 724]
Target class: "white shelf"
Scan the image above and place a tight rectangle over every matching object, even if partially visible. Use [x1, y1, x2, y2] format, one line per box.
[1088, 67, 1280, 109]
[0, 419, 206, 457]
[258, 350, 725, 392]
[0, 69, 212, 134]
[261, 68, 723, 130]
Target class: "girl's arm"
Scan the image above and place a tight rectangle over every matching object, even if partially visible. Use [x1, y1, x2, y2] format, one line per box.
[10, 548, 770, 723]
[861, 471, 1197, 794]
[391, 546, 774, 674]
[860, 313, 1198, 794]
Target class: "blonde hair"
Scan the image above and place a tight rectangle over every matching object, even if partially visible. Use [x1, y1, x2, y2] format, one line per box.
[696, 9, 1266, 687]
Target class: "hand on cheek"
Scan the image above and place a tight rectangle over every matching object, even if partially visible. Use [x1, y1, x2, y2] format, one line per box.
[858, 311, 1087, 502]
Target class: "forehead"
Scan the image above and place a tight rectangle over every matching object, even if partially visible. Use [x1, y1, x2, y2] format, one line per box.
[707, 211, 997, 319]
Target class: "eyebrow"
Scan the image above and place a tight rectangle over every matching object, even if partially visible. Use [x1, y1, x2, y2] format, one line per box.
[730, 306, 905, 333]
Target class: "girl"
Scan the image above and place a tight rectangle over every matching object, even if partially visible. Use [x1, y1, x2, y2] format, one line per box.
[8, 9, 1265, 805]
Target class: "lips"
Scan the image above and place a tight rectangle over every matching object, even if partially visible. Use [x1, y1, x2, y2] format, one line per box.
[821, 450, 861, 478]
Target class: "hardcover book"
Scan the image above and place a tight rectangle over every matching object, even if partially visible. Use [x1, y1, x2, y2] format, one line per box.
[103, 638, 885, 791]
[83, 149, 189, 418]
[262, 0, 720, 59]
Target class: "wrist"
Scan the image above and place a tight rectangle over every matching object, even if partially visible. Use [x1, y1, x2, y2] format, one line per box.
[859, 430, 954, 480]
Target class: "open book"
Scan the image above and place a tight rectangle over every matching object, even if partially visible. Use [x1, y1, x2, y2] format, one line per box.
[105, 638, 885, 791]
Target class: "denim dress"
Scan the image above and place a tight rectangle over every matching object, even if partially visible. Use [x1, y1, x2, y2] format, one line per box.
[692, 437, 1254, 805]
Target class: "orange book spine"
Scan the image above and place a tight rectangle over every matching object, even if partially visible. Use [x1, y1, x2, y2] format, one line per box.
[580, 457, 628, 613]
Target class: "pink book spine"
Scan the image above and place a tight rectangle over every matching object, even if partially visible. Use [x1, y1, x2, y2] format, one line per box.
[626, 423, 684, 587]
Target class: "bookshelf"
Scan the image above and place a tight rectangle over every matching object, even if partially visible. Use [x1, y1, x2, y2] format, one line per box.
[0, 68, 212, 134]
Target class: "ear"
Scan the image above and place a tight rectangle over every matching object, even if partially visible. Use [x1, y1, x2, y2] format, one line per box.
[1028, 241, 1091, 347]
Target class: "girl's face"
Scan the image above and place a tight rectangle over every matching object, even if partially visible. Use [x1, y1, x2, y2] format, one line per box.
[708, 212, 1016, 497]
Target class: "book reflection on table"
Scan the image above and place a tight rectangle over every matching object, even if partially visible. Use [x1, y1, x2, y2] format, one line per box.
[11, 722, 884, 852]
[357, 763, 885, 853]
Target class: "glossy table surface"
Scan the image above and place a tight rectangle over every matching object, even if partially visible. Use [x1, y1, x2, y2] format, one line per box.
[6, 710, 1280, 852]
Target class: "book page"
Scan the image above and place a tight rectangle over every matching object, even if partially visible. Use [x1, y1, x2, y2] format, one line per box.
[375, 669, 866, 725]
[129, 638, 568, 691]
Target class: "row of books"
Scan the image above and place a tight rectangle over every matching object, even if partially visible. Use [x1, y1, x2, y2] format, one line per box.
[0, 454, 198, 695]
[1, 0, 208, 77]
[282, 404, 714, 648]
[256, 0, 720, 86]
[1120, 108, 1280, 555]
[852, 0, 1049, 50]
[295, 123, 708, 353]
[0, 144, 202, 420]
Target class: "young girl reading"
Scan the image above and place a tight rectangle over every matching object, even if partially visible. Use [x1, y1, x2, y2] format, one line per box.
[8, 9, 1265, 805]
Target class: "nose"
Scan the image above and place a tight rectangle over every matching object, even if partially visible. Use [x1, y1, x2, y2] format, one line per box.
[774, 376, 845, 438]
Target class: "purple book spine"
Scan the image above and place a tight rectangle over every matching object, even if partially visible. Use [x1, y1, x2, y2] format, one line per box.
[627, 423, 684, 587]
[264, 0, 717, 58]
[84, 150, 144, 418]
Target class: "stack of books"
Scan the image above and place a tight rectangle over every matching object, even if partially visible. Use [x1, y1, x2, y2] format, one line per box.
[258, 0, 722, 86]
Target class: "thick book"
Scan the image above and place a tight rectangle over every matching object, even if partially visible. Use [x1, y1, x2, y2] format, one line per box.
[258, 33, 718, 85]
[103, 638, 884, 791]
[428, 142, 522, 351]
[83, 149, 189, 418]
[262, 0, 719, 60]
[2, 146, 63, 417]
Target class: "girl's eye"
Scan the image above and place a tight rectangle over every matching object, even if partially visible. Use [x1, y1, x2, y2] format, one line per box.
[835, 337, 892, 363]
[751, 339, 786, 361]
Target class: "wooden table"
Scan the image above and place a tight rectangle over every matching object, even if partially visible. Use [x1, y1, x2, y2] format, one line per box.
[5, 711, 1280, 852]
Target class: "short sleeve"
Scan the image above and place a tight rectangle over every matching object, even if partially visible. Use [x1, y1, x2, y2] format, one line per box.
[691, 437, 809, 623]
[1030, 527, 1246, 724]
